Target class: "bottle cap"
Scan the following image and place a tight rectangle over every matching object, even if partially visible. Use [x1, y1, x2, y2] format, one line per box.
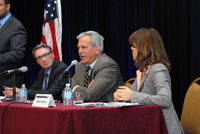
[66, 83, 70, 87]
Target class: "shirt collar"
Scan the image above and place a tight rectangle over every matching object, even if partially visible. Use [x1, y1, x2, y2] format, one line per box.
[87, 56, 100, 69]
[0, 13, 11, 28]
[87, 56, 100, 75]
[46, 67, 52, 75]
[137, 65, 152, 75]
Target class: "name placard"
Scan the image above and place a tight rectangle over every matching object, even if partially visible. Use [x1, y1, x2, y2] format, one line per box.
[32, 94, 56, 108]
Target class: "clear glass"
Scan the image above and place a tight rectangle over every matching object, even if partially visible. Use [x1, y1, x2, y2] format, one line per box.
[73, 92, 84, 105]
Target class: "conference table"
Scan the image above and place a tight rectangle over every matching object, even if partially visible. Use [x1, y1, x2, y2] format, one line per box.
[0, 100, 168, 134]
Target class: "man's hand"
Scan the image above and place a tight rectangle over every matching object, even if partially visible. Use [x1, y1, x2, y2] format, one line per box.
[88, 80, 94, 88]
[3, 87, 20, 97]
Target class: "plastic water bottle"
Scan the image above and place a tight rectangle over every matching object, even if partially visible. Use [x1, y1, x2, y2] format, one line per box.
[20, 84, 27, 102]
[63, 83, 72, 105]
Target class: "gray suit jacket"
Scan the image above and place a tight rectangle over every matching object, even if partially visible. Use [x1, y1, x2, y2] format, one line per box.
[71, 53, 124, 102]
[131, 64, 184, 134]
[0, 15, 27, 95]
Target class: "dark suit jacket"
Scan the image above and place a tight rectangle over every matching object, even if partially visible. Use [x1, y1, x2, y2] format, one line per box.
[71, 53, 124, 102]
[28, 60, 68, 101]
[0, 15, 27, 96]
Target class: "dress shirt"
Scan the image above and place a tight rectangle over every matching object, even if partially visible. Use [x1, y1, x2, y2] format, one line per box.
[0, 13, 11, 28]
[42, 68, 52, 90]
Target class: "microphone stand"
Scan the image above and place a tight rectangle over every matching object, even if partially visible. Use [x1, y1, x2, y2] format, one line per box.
[12, 74, 17, 101]
[68, 72, 71, 87]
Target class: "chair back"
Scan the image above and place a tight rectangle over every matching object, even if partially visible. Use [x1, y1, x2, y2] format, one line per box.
[124, 78, 136, 88]
[181, 77, 200, 134]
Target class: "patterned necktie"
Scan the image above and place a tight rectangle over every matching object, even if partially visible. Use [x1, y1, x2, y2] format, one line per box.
[84, 66, 91, 87]
[44, 73, 49, 90]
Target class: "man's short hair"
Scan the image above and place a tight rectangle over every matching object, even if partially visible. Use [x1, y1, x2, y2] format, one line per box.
[32, 44, 52, 58]
[4, 0, 10, 4]
[77, 31, 104, 52]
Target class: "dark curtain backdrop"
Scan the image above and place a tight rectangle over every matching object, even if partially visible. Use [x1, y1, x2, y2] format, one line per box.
[9, 0, 200, 118]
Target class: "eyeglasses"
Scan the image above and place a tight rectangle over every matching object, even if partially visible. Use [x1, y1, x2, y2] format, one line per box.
[35, 52, 52, 61]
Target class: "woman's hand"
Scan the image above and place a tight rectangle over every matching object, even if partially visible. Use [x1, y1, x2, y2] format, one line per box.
[114, 86, 132, 102]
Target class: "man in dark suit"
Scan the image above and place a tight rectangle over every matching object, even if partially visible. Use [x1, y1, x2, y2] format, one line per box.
[4, 44, 68, 101]
[70, 31, 124, 102]
[0, 0, 27, 96]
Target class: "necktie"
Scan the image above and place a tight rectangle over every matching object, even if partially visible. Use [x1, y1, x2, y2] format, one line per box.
[84, 66, 91, 87]
[44, 73, 48, 90]
[0, 23, 1, 29]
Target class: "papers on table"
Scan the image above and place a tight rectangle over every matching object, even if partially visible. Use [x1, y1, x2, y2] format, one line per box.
[103, 102, 139, 107]
[0, 96, 6, 100]
[75, 102, 143, 108]
[0, 96, 6, 104]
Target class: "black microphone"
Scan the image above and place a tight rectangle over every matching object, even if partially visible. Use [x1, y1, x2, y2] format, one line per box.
[5, 66, 28, 74]
[59, 60, 78, 80]
[64, 60, 78, 73]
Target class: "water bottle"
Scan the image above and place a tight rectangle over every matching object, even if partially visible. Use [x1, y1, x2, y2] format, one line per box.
[20, 84, 27, 102]
[63, 83, 72, 105]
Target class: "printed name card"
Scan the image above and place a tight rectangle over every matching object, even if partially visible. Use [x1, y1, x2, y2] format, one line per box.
[32, 94, 56, 108]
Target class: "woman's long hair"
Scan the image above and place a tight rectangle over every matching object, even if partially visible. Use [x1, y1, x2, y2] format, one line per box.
[129, 28, 171, 71]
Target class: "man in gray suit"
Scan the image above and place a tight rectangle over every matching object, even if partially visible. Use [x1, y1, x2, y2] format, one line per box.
[71, 31, 123, 102]
[0, 0, 27, 96]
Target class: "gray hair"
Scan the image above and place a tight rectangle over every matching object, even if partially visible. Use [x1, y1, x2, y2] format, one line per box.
[77, 31, 104, 52]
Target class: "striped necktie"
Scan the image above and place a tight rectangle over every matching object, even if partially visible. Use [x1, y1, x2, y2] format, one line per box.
[84, 66, 91, 87]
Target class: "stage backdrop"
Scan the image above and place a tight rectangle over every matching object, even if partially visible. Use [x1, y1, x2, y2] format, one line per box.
[10, 0, 200, 118]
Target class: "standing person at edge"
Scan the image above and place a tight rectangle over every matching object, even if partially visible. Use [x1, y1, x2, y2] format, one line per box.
[69, 31, 124, 102]
[0, 0, 27, 96]
[4, 44, 69, 101]
[114, 28, 184, 134]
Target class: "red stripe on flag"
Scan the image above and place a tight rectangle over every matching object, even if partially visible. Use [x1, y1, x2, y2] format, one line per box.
[43, 18, 46, 27]
[41, 34, 47, 45]
[49, 21, 60, 61]
[41, 18, 47, 45]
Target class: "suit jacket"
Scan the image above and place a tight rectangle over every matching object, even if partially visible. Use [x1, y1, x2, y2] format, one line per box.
[71, 53, 124, 102]
[28, 60, 68, 101]
[0, 15, 27, 95]
[131, 64, 184, 134]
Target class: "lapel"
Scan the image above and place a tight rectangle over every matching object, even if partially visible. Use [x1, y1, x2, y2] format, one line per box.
[138, 72, 148, 92]
[0, 15, 12, 33]
[37, 69, 45, 90]
[90, 53, 104, 80]
[46, 60, 57, 89]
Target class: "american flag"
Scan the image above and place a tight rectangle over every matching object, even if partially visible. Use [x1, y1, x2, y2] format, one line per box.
[41, 0, 62, 61]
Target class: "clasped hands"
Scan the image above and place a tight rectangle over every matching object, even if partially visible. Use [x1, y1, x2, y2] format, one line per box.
[3, 87, 20, 98]
[114, 86, 132, 102]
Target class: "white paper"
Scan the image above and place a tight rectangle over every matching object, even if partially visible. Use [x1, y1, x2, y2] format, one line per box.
[75, 102, 140, 108]
[0, 96, 6, 100]
[103, 102, 139, 107]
